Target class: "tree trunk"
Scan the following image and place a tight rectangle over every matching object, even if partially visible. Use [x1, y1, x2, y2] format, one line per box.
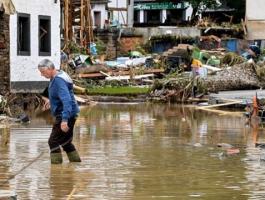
[204, 63, 262, 92]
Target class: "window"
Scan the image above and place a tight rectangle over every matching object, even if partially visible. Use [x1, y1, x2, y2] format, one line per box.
[39, 15, 51, 56]
[17, 13, 30, 56]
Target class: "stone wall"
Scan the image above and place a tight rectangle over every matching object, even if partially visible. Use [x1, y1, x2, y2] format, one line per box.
[118, 36, 144, 56]
[94, 29, 145, 58]
[123, 27, 201, 41]
[94, 27, 200, 58]
[0, 14, 10, 95]
[94, 29, 119, 60]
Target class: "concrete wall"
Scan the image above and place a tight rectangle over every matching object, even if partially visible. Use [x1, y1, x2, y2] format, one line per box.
[9, 0, 60, 93]
[246, 0, 265, 40]
[0, 14, 10, 95]
[246, 0, 265, 20]
[126, 27, 201, 41]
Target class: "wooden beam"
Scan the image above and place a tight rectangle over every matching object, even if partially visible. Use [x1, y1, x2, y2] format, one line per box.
[76, 69, 165, 78]
[77, 72, 105, 78]
[241, 18, 247, 36]
[80, 0, 84, 46]
[68, 0, 73, 41]
[197, 99, 242, 109]
[108, 7, 127, 11]
[86, 0, 93, 54]
[64, 0, 69, 42]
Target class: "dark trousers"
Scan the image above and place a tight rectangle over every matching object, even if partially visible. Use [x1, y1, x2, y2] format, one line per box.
[49, 116, 77, 153]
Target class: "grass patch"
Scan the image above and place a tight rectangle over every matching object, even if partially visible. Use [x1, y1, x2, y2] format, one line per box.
[87, 86, 150, 96]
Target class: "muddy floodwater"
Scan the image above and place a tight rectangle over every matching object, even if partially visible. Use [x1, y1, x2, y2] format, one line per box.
[1, 103, 265, 200]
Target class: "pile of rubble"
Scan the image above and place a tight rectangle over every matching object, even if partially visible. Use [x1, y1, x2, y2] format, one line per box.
[148, 38, 265, 102]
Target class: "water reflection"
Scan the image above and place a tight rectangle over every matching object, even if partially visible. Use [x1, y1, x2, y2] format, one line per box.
[1, 103, 265, 199]
[243, 116, 265, 199]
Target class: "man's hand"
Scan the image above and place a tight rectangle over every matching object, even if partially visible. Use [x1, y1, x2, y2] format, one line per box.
[41, 96, 50, 111]
[61, 121, 69, 133]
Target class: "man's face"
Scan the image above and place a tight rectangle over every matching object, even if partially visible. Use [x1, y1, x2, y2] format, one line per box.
[38, 67, 53, 79]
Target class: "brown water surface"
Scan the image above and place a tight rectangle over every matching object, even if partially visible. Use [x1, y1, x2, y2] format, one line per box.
[0, 103, 265, 200]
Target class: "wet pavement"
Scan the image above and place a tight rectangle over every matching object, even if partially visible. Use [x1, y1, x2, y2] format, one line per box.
[1, 103, 265, 200]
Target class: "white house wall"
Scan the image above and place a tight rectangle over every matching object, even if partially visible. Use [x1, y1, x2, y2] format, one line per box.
[91, 4, 107, 29]
[246, 0, 265, 20]
[9, 0, 60, 92]
[246, 0, 265, 40]
[185, 5, 193, 21]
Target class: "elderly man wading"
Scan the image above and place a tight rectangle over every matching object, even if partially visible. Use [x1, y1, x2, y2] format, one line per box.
[38, 59, 81, 164]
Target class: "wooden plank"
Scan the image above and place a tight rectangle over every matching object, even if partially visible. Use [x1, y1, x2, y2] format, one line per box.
[77, 72, 104, 78]
[76, 69, 164, 78]
[99, 71, 111, 77]
[202, 64, 222, 72]
[66, 187, 76, 200]
[196, 107, 244, 117]
[197, 100, 242, 109]
[80, 0, 84, 46]
[73, 84, 86, 94]
[74, 95, 88, 104]
[241, 18, 247, 35]
[105, 74, 154, 81]
[108, 7, 127, 11]
[65, 0, 69, 42]
[0, 190, 17, 199]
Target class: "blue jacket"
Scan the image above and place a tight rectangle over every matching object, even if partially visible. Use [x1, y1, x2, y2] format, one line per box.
[48, 70, 80, 121]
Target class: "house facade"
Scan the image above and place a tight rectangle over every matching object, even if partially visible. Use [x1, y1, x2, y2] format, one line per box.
[246, 0, 265, 40]
[91, 0, 108, 29]
[0, 0, 60, 93]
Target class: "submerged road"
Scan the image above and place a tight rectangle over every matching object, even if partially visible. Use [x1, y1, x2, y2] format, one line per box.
[1, 103, 265, 199]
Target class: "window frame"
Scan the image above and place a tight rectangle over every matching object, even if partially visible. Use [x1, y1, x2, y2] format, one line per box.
[17, 13, 31, 56]
[38, 15, 51, 56]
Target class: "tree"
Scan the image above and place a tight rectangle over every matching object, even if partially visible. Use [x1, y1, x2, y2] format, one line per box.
[226, 0, 245, 23]
[186, 0, 219, 20]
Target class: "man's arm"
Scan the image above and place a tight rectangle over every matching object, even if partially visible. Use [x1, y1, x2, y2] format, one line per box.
[56, 78, 73, 132]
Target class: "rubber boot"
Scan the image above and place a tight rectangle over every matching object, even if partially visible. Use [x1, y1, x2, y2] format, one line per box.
[66, 150, 81, 162]
[50, 152, 63, 164]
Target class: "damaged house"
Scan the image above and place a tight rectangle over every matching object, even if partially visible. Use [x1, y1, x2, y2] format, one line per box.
[0, 0, 60, 94]
[246, 0, 265, 47]
[133, 0, 191, 26]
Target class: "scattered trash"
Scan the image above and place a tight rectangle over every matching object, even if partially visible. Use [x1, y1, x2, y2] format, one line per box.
[193, 143, 203, 147]
[226, 148, 240, 155]
[18, 113, 30, 123]
[217, 143, 233, 149]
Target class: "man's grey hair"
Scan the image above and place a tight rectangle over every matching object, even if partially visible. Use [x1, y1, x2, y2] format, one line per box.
[38, 59, 55, 69]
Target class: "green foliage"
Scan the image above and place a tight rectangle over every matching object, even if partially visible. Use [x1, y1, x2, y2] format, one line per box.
[187, 0, 219, 12]
[95, 38, 106, 55]
[221, 52, 245, 66]
[87, 86, 150, 96]
[135, 45, 147, 55]
[0, 95, 7, 114]
[67, 41, 86, 54]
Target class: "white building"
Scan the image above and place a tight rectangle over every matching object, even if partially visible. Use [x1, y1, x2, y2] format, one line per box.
[9, 0, 61, 92]
[108, 0, 128, 26]
[246, 0, 265, 40]
[91, 0, 108, 29]
[133, 1, 190, 26]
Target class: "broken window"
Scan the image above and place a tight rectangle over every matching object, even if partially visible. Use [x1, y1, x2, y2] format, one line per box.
[39, 15, 51, 56]
[17, 13, 30, 56]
